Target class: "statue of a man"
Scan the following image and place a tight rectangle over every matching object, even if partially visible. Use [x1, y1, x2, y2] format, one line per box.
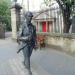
[17, 11, 37, 75]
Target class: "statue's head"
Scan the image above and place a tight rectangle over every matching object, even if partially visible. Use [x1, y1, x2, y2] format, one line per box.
[24, 11, 33, 23]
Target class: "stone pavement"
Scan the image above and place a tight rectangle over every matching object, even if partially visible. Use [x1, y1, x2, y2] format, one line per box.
[0, 38, 75, 75]
[0, 38, 39, 75]
[31, 49, 75, 75]
[0, 57, 39, 75]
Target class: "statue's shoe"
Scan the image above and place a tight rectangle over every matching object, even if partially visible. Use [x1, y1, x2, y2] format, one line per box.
[28, 70, 32, 75]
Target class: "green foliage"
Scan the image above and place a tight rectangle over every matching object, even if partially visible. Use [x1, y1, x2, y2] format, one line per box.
[44, 0, 75, 14]
[0, 0, 11, 31]
[44, 0, 50, 6]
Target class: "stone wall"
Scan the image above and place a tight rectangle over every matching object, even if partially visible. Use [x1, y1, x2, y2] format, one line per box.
[37, 32, 75, 56]
[0, 24, 5, 38]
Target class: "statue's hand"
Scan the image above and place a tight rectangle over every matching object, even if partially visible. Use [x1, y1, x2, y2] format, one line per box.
[19, 37, 29, 41]
[17, 38, 20, 44]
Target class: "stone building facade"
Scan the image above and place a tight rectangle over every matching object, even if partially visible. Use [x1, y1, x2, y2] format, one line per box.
[33, 7, 64, 33]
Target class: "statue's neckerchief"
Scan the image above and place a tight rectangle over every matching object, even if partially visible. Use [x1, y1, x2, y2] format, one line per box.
[26, 23, 33, 34]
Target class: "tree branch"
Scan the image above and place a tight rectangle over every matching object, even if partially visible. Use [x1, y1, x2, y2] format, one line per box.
[56, 0, 64, 11]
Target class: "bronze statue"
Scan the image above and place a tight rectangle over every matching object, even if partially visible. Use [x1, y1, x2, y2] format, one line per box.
[17, 11, 37, 75]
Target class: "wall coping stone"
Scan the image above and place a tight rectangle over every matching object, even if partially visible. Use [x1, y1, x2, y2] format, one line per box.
[37, 32, 75, 39]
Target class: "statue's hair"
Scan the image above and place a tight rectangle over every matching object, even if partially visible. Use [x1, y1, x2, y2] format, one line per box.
[24, 11, 33, 18]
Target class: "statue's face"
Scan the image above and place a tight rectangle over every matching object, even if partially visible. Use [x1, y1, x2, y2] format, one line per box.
[26, 15, 32, 22]
[25, 12, 33, 23]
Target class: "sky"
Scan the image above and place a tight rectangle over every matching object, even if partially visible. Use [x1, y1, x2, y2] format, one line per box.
[15, 0, 58, 12]
[17, 0, 44, 11]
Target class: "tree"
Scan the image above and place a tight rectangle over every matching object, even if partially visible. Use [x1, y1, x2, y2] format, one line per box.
[44, 0, 75, 33]
[0, 0, 11, 31]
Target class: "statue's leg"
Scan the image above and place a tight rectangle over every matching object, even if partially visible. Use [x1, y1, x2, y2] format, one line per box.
[22, 46, 32, 75]
[22, 46, 30, 69]
[29, 46, 33, 57]
[24, 56, 32, 75]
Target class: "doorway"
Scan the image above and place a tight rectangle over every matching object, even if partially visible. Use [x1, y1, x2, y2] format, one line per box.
[42, 22, 46, 32]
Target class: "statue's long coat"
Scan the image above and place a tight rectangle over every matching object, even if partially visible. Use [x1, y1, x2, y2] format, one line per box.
[19, 21, 36, 69]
